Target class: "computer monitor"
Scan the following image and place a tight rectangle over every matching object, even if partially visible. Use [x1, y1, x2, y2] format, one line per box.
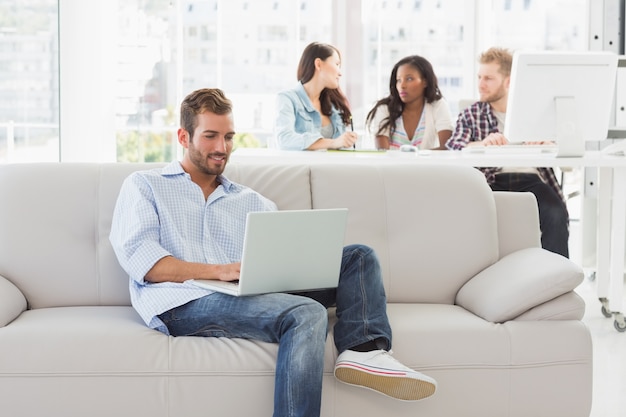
[504, 50, 618, 157]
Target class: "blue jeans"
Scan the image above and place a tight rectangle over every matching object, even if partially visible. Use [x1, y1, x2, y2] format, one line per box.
[158, 244, 392, 417]
[490, 172, 570, 258]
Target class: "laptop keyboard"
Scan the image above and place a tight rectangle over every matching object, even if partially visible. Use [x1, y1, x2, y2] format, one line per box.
[218, 280, 240, 288]
[462, 144, 558, 155]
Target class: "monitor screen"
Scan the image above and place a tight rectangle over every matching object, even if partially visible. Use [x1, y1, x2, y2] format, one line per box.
[504, 51, 618, 157]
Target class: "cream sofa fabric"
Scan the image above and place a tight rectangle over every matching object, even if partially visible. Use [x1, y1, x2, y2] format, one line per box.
[0, 161, 590, 417]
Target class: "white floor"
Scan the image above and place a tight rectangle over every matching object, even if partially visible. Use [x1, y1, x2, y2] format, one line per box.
[565, 174, 626, 417]
[579, 275, 626, 417]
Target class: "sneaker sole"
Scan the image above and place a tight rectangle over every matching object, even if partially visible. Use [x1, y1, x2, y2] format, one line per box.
[335, 366, 436, 401]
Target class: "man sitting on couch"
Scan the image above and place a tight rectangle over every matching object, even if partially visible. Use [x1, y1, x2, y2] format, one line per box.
[109, 88, 437, 417]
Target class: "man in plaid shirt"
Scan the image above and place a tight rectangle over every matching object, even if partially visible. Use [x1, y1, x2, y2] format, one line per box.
[446, 47, 569, 258]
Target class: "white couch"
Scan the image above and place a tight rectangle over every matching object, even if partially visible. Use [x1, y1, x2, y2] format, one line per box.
[0, 160, 590, 417]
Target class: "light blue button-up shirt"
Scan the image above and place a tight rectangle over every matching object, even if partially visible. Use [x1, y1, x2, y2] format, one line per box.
[109, 161, 277, 334]
[274, 82, 346, 150]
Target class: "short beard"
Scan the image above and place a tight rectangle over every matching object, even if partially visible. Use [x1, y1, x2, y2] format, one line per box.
[188, 145, 227, 176]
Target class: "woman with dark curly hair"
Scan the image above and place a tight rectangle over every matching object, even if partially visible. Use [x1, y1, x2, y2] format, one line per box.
[275, 42, 357, 150]
[366, 55, 453, 150]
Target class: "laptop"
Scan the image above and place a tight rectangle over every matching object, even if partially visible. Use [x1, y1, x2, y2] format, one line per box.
[191, 208, 348, 296]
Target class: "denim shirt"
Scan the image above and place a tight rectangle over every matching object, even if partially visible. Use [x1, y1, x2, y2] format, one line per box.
[274, 82, 346, 150]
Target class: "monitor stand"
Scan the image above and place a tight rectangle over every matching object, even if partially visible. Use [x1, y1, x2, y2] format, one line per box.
[555, 96, 584, 157]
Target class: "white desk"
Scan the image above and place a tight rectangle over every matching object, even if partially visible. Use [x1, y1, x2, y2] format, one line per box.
[231, 148, 626, 331]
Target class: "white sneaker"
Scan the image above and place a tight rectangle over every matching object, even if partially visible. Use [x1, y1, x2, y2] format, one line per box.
[334, 349, 437, 401]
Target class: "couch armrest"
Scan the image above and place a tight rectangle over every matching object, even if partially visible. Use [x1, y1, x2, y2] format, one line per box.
[493, 191, 541, 257]
[0, 275, 27, 327]
[514, 291, 586, 321]
[455, 248, 583, 323]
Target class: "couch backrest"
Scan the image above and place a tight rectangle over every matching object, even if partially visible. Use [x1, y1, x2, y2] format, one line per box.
[0, 163, 153, 308]
[0, 162, 315, 309]
[308, 164, 500, 304]
[0, 161, 505, 308]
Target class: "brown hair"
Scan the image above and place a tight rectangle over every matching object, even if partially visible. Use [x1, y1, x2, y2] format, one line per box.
[297, 42, 352, 125]
[180, 88, 232, 137]
[479, 47, 513, 77]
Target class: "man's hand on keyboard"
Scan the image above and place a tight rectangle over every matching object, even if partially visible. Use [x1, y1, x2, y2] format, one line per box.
[477, 132, 508, 146]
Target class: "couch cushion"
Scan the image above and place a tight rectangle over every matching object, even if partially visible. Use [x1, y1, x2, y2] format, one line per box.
[224, 162, 312, 210]
[0, 163, 123, 308]
[0, 276, 26, 327]
[0, 306, 336, 376]
[0, 304, 591, 417]
[455, 247, 584, 322]
[492, 191, 542, 256]
[514, 291, 586, 320]
[309, 164, 500, 304]
[340, 302, 591, 417]
[0, 162, 314, 310]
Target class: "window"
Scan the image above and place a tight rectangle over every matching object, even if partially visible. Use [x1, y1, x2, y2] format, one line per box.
[0, 0, 591, 163]
[361, 0, 473, 136]
[0, 0, 59, 163]
[491, 0, 587, 51]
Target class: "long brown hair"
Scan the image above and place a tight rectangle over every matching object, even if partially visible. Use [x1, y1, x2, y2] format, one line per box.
[297, 42, 352, 125]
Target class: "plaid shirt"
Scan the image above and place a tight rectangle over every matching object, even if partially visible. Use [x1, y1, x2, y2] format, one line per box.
[446, 101, 564, 202]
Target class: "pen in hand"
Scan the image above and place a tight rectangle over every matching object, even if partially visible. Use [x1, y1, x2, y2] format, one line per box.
[350, 117, 355, 149]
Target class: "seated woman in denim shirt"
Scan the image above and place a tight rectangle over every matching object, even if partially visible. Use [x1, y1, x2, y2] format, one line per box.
[275, 42, 357, 150]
